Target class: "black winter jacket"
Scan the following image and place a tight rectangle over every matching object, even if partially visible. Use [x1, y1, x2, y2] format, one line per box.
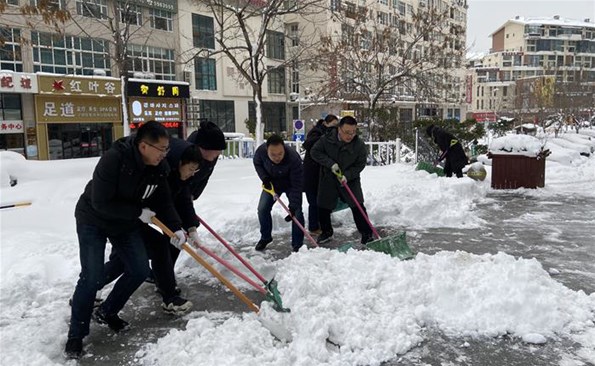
[302, 122, 328, 193]
[310, 128, 367, 210]
[430, 126, 468, 171]
[75, 136, 182, 236]
[187, 130, 218, 200]
[253, 143, 303, 211]
[165, 138, 200, 230]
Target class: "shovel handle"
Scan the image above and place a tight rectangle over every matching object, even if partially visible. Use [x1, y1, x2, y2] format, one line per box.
[151, 217, 259, 313]
[339, 180, 380, 239]
[274, 195, 318, 248]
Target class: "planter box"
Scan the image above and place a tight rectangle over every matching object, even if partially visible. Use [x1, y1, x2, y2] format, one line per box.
[488, 153, 546, 189]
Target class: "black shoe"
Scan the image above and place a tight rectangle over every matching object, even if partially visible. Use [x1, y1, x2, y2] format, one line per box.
[361, 233, 375, 245]
[255, 238, 272, 251]
[162, 296, 193, 315]
[93, 308, 129, 333]
[64, 337, 83, 359]
[292, 245, 302, 252]
[317, 231, 333, 244]
[145, 269, 156, 284]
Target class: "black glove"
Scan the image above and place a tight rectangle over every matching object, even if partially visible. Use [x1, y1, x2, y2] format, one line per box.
[262, 177, 272, 190]
[284, 207, 296, 222]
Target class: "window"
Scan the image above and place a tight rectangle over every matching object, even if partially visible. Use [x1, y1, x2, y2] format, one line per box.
[267, 66, 285, 94]
[30, 0, 64, 11]
[330, 0, 341, 11]
[150, 9, 173, 32]
[192, 14, 215, 49]
[342, 24, 354, 44]
[120, 4, 142, 25]
[290, 61, 299, 94]
[127, 44, 176, 80]
[266, 30, 285, 60]
[31, 32, 110, 75]
[377, 11, 388, 25]
[199, 100, 234, 132]
[248, 101, 286, 132]
[5, 0, 18, 5]
[194, 57, 216, 90]
[378, 0, 387, 5]
[0, 28, 23, 72]
[360, 30, 371, 50]
[0, 93, 22, 120]
[287, 23, 299, 47]
[76, 0, 107, 19]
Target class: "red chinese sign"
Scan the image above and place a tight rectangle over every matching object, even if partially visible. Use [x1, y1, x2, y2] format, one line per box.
[0, 72, 38, 93]
[0, 122, 24, 134]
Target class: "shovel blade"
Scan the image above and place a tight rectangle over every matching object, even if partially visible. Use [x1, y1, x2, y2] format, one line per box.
[366, 231, 415, 260]
[416, 161, 445, 176]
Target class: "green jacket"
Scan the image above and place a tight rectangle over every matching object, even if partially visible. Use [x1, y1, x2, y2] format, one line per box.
[310, 127, 367, 210]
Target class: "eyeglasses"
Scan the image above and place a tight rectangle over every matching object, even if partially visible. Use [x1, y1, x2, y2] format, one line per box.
[144, 141, 170, 154]
[339, 126, 357, 136]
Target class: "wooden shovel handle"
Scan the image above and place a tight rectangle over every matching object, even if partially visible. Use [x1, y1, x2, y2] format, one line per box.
[151, 217, 259, 313]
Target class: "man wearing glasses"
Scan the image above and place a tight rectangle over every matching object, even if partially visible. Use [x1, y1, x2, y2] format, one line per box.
[311, 115, 374, 245]
[65, 121, 186, 359]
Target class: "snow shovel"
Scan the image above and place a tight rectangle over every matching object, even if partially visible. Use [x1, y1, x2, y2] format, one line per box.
[196, 215, 288, 312]
[333, 170, 414, 260]
[151, 217, 292, 341]
[0, 201, 32, 209]
[415, 161, 445, 176]
[262, 183, 319, 249]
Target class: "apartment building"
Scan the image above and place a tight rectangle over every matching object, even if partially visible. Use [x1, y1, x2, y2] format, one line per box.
[466, 16, 595, 123]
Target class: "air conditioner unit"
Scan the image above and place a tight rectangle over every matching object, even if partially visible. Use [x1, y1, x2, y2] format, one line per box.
[184, 71, 192, 84]
[93, 69, 107, 76]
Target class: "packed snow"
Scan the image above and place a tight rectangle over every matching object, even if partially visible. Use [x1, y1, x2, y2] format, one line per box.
[1, 130, 594, 365]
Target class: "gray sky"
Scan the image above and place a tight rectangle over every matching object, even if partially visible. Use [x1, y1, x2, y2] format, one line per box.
[467, 0, 595, 53]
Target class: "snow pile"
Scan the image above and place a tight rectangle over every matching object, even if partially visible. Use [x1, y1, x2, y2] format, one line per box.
[489, 135, 546, 156]
[139, 250, 595, 366]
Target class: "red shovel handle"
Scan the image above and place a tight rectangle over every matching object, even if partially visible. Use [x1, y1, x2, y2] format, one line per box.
[340, 179, 380, 239]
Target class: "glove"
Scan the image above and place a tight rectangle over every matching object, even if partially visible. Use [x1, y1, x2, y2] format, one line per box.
[338, 174, 347, 184]
[284, 208, 296, 222]
[169, 230, 186, 249]
[138, 208, 156, 224]
[262, 177, 272, 190]
[187, 228, 200, 249]
[331, 163, 341, 176]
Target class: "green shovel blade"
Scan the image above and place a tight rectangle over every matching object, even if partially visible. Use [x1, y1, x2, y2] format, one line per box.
[264, 278, 290, 313]
[366, 231, 415, 260]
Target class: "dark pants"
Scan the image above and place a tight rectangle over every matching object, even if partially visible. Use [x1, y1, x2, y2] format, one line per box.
[104, 226, 179, 302]
[257, 191, 304, 250]
[444, 158, 464, 178]
[305, 189, 320, 232]
[68, 223, 149, 340]
[319, 204, 373, 236]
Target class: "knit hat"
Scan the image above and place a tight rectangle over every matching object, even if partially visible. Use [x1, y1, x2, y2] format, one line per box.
[194, 121, 226, 150]
[426, 124, 435, 137]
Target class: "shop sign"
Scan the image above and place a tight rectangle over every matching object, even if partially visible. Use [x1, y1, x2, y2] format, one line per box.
[35, 95, 122, 123]
[38, 75, 121, 97]
[127, 80, 189, 98]
[129, 98, 182, 123]
[0, 121, 24, 134]
[133, 0, 177, 12]
[0, 72, 38, 93]
[130, 121, 181, 129]
[472, 112, 497, 123]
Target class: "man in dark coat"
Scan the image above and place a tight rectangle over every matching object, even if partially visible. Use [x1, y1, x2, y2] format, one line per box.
[186, 121, 227, 200]
[253, 134, 305, 252]
[426, 124, 468, 178]
[65, 121, 185, 359]
[311, 115, 374, 245]
[302, 114, 339, 234]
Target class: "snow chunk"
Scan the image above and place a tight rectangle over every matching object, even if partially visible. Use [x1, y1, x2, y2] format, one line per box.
[522, 333, 547, 344]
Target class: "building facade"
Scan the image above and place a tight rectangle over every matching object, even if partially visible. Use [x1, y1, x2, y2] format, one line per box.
[466, 16, 595, 123]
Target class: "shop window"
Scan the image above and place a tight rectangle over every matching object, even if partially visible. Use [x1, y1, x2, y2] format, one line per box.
[0, 93, 22, 120]
[47, 123, 112, 160]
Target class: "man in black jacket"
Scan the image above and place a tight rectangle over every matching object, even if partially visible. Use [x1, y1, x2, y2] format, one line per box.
[426, 124, 468, 178]
[302, 114, 338, 234]
[186, 121, 226, 200]
[253, 134, 304, 252]
[311, 116, 374, 245]
[65, 121, 185, 359]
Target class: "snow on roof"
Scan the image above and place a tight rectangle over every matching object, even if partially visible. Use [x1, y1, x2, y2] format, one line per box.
[465, 51, 487, 61]
[489, 134, 545, 156]
[490, 16, 594, 36]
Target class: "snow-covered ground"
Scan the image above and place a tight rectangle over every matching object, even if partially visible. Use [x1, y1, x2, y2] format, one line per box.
[1, 130, 594, 365]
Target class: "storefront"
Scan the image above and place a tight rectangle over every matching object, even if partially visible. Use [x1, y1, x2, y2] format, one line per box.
[35, 75, 122, 160]
[0, 72, 38, 158]
[127, 79, 189, 138]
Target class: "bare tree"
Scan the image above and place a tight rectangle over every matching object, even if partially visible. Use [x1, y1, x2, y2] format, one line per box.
[1, 0, 71, 45]
[315, 2, 465, 140]
[187, 0, 325, 145]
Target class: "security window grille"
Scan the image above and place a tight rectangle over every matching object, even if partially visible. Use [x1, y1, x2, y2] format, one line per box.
[150, 9, 173, 31]
[194, 57, 217, 90]
[120, 4, 142, 25]
[267, 66, 285, 94]
[0, 28, 23, 72]
[31, 31, 111, 75]
[192, 14, 215, 49]
[266, 30, 285, 60]
[126, 44, 176, 80]
[76, 0, 107, 19]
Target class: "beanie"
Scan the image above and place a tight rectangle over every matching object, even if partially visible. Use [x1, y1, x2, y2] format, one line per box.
[194, 121, 226, 150]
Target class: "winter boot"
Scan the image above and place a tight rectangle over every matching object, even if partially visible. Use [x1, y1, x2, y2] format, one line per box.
[64, 337, 83, 359]
[162, 296, 193, 315]
[255, 238, 272, 251]
[93, 307, 129, 333]
[317, 231, 333, 244]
